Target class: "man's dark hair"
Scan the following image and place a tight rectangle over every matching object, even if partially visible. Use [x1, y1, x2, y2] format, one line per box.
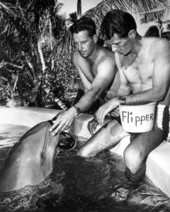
[100, 10, 137, 40]
[70, 17, 96, 37]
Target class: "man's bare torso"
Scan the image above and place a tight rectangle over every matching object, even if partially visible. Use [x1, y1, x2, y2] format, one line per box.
[76, 46, 116, 92]
[117, 38, 170, 105]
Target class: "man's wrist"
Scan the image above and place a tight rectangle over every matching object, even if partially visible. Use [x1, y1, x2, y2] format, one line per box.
[72, 105, 82, 116]
[118, 96, 126, 105]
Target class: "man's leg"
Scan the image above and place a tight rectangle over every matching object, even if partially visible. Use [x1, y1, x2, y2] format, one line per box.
[78, 119, 129, 157]
[124, 126, 164, 182]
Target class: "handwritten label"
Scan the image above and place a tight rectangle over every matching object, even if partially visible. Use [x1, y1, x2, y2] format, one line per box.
[121, 111, 154, 127]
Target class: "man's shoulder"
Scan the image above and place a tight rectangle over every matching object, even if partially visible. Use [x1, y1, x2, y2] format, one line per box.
[73, 51, 85, 65]
[73, 51, 80, 58]
[143, 37, 170, 53]
[98, 47, 115, 64]
[100, 46, 115, 58]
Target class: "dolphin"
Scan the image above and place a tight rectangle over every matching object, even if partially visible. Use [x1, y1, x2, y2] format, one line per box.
[0, 120, 75, 192]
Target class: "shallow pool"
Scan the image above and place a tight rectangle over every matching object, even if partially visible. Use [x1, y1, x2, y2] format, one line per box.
[0, 124, 170, 212]
[0, 124, 29, 149]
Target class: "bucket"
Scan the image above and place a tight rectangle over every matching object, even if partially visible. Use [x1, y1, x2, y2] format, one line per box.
[119, 102, 156, 133]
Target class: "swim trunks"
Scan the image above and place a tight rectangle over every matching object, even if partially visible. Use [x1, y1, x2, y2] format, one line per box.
[155, 104, 170, 141]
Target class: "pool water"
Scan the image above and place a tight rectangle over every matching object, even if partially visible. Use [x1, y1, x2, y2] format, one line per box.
[0, 124, 29, 148]
[0, 124, 170, 212]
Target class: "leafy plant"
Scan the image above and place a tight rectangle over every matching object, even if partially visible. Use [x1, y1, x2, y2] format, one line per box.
[0, 0, 77, 108]
[0, 0, 167, 108]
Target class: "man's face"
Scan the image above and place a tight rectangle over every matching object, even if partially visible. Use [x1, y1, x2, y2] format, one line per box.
[73, 30, 96, 58]
[105, 33, 132, 55]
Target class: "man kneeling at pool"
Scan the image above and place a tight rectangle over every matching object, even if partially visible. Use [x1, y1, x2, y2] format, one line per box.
[78, 10, 170, 182]
[50, 17, 118, 134]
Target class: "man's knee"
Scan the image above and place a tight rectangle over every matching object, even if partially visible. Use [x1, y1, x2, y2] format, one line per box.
[78, 147, 92, 157]
[124, 146, 146, 182]
[124, 146, 144, 174]
[78, 141, 98, 158]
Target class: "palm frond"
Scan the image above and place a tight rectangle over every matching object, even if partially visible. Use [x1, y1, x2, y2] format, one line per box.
[77, 0, 82, 19]
[84, 0, 168, 30]
[0, 2, 15, 16]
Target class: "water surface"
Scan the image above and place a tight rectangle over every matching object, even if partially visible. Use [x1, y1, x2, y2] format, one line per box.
[0, 124, 170, 212]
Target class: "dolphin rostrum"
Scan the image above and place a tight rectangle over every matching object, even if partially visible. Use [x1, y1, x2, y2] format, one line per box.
[0, 120, 60, 192]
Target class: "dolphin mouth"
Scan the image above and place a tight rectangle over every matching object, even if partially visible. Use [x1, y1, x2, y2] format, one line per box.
[41, 123, 55, 160]
[41, 123, 76, 160]
[58, 131, 76, 151]
[48, 119, 77, 151]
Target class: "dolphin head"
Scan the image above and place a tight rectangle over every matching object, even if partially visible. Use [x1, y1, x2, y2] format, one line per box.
[0, 121, 60, 192]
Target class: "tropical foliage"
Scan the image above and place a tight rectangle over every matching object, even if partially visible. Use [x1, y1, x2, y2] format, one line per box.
[84, 0, 167, 34]
[0, 0, 168, 108]
[0, 0, 78, 108]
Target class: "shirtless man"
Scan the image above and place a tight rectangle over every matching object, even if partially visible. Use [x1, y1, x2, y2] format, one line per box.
[79, 10, 170, 182]
[50, 17, 118, 134]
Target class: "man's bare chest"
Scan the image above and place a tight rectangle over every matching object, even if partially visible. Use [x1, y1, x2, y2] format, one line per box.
[122, 54, 153, 84]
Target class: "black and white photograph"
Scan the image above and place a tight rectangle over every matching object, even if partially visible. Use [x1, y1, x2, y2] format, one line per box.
[0, 0, 170, 211]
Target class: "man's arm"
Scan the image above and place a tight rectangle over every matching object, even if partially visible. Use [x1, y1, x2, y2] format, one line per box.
[122, 39, 170, 105]
[50, 52, 117, 135]
[73, 52, 93, 93]
[95, 40, 170, 125]
[94, 53, 132, 125]
[115, 52, 131, 97]
[74, 57, 117, 112]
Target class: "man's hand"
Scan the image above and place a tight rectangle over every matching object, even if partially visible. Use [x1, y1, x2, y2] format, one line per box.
[50, 107, 77, 135]
[110, 106, 120, 117]
[95, 97, 119, 125]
